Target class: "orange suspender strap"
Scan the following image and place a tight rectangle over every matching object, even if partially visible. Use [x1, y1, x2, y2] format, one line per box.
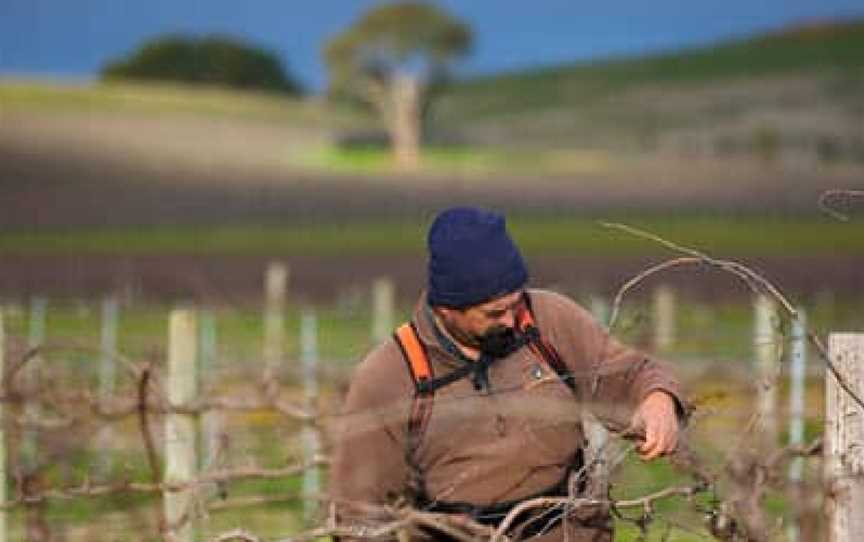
[393, 322, 435, 474]
[395, 322, 432, 386]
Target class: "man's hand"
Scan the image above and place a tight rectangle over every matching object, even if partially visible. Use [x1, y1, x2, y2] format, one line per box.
[628, 390, 679, 461]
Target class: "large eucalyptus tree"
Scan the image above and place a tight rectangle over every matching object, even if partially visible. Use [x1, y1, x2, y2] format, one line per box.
[324, 2, 471, 169]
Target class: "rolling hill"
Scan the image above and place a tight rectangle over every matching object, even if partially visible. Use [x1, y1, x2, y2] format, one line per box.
[1, 17, 862, 188]
[435, 18, 864, 161]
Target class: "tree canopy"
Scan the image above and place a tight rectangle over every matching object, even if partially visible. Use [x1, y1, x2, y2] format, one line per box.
[101, 34, 302, 95]
[324, 2, 471, 95]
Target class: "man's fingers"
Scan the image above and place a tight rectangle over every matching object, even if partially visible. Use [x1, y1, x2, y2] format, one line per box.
[632, 390, 681, 460]
[638, 423, 660, 458]
[643, 449, 663, 461]
[638, 420, 677, 460]
[640, 439, 663, 460]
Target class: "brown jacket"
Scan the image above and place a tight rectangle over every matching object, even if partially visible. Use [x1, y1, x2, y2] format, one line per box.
[329, 289, 685, 540]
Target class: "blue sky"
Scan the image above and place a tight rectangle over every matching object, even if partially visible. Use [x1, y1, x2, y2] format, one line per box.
[2, 1, 863, 92]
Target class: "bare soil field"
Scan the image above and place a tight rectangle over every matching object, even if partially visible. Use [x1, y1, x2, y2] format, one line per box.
[1, 111, 862, 303]
[3, 110, 864, 229]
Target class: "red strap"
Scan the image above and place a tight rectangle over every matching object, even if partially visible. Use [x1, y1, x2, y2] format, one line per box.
[517, 306, 575, 393]
[516, 305, 535, 331]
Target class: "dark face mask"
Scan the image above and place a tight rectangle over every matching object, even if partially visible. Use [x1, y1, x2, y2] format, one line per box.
[477, 326, 524, 358]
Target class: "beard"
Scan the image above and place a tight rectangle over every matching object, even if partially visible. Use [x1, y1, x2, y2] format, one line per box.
[476, 325, 524, 358]
[435, 310, 525, 359]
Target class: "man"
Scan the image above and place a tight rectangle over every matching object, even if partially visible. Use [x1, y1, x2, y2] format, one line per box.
[330, 207, 686, 541]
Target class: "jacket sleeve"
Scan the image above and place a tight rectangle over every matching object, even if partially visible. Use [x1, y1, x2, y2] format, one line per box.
[584, 325, 687, 432]
[544, 292, 688, 433]
[328, 341, 413, 535]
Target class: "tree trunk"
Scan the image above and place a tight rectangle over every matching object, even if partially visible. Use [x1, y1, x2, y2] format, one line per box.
[389, 73, 421, 171]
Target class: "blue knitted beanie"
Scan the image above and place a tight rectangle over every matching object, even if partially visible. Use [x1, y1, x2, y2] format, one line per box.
[427, 207, 528, 308]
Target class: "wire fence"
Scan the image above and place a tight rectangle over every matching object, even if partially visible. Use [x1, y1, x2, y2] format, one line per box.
[0, 256, 861, 541]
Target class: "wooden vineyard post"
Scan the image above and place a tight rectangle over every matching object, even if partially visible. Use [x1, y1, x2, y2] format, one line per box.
[371, 277, 395, 344]
[198, 309, 223, 497]
[589, 295, 609, 329]
[96, 296, 119, 478]
[300, 309, 321, 524]
[786, 309, 807, 542]
[652, 285, 676, 351]
[264, 262, 289, 377]
[753, 294, 780, 449]
[0, 309, 7, 542]
[825, 333, 864, 542]
[164, 309, 199, 542]
[22, 297, 47, 474]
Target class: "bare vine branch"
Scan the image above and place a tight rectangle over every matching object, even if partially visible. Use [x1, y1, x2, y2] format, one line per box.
[601, 221, 864, 411]
[818, 189, 864, 222]
[137, 364, 161, 484]
[0, 458, 328, 510]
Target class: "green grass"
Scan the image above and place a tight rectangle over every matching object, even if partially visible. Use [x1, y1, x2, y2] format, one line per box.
[0, 215, 861, 258]
[612, 456, 714, 540]
[301, 146, 514, 175]
[298, 145, 613, 176]
[43, 469, 305, 541]
[0, 78, 363, 127]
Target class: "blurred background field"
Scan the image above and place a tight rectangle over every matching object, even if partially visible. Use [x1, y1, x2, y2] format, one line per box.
[2, 3, 864, 541]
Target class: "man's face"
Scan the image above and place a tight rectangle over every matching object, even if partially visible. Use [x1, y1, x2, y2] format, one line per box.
[437, 290, 525, 353]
